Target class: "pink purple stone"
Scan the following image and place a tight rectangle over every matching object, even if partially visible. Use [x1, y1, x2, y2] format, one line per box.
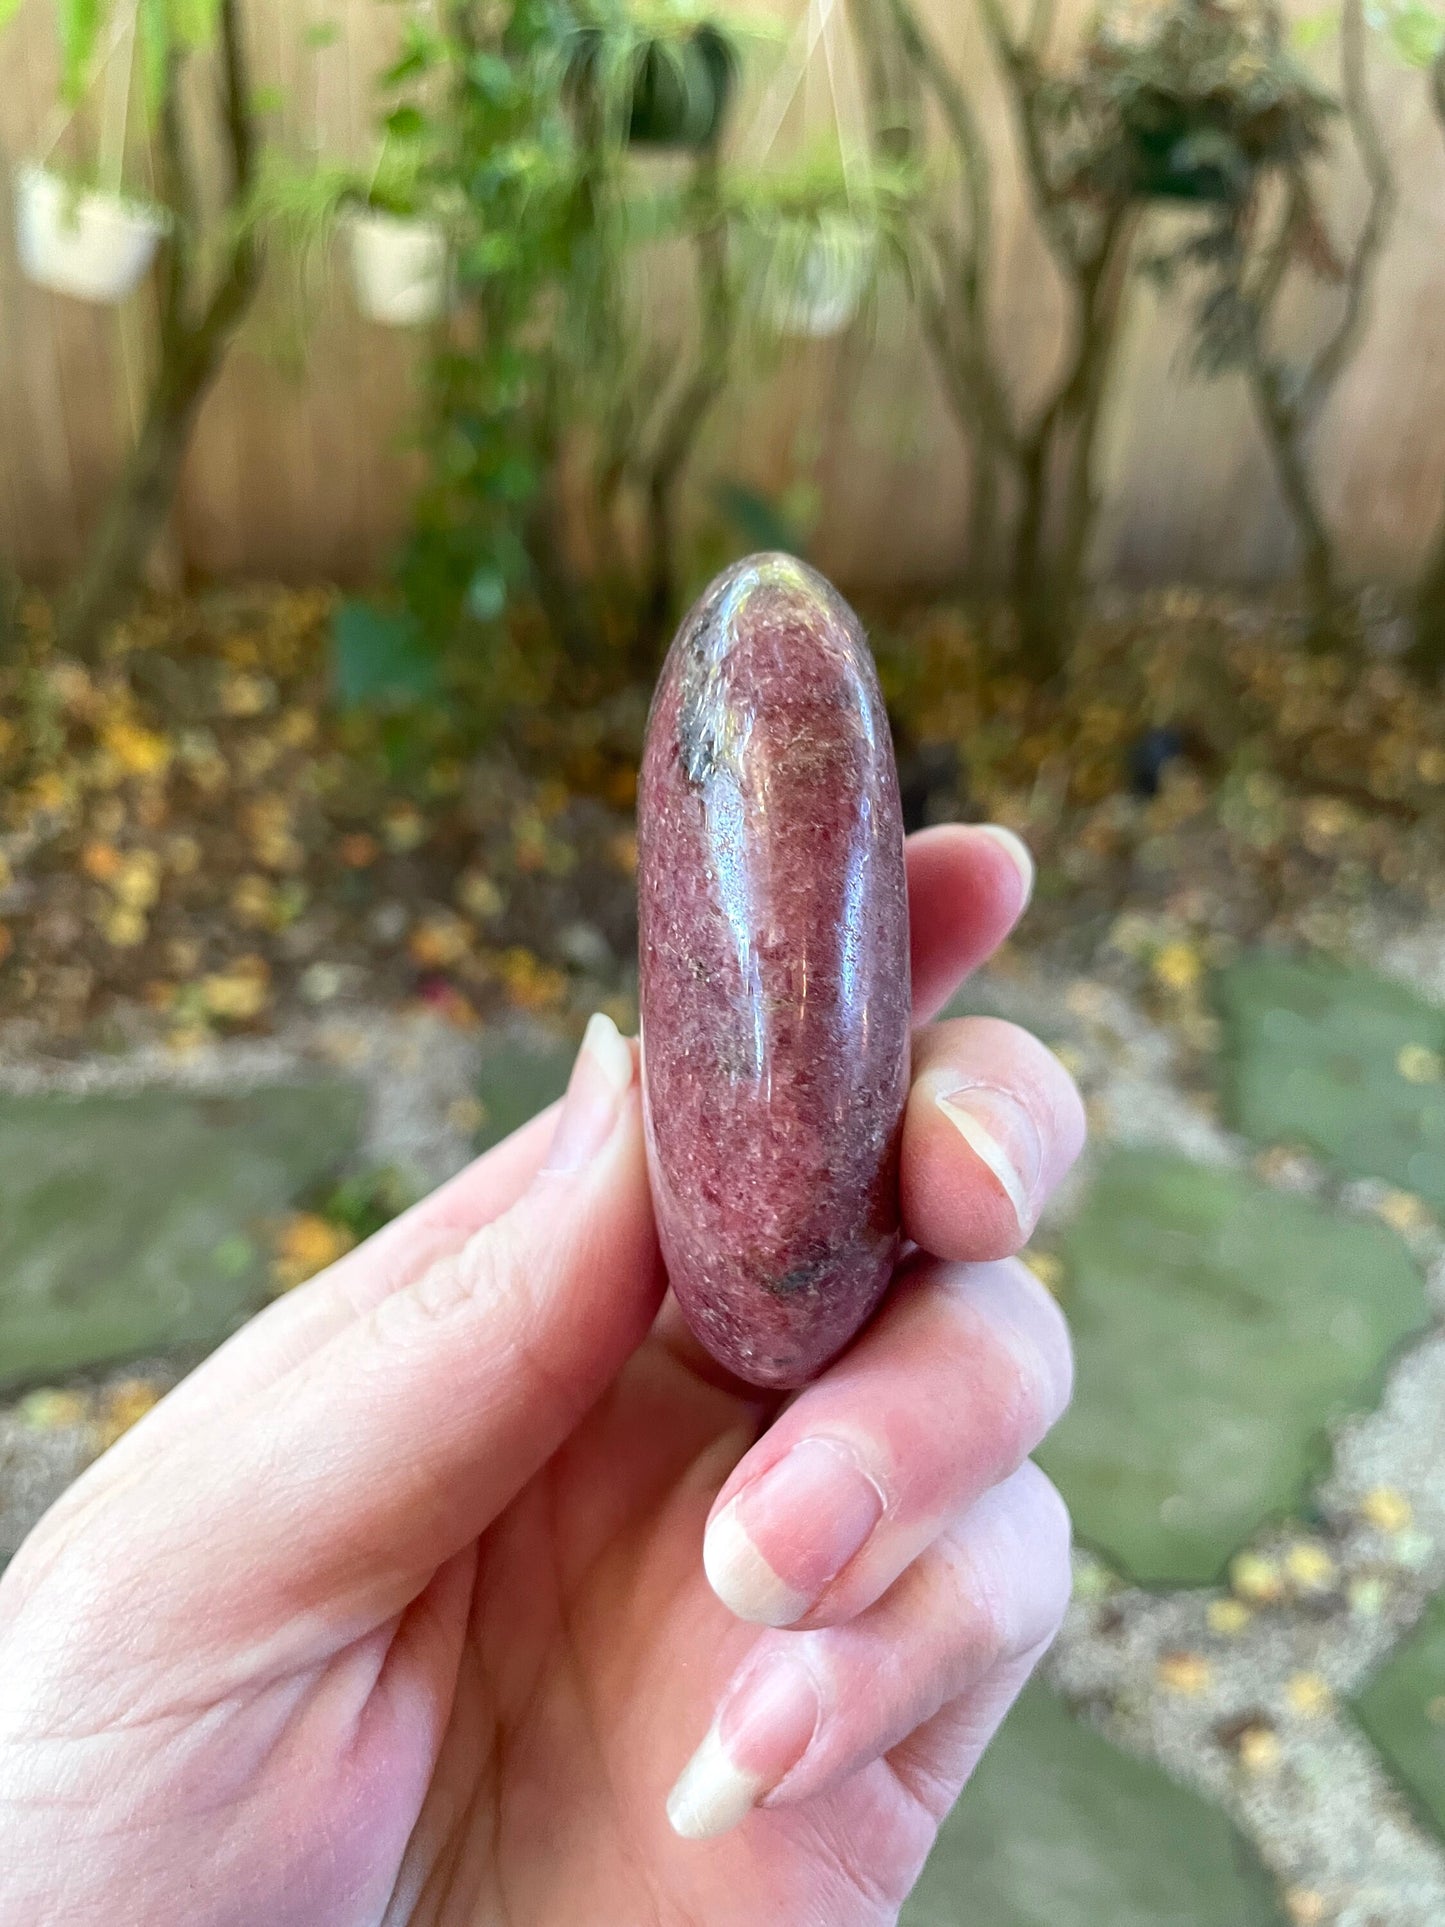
[637, 554, 911, 1389]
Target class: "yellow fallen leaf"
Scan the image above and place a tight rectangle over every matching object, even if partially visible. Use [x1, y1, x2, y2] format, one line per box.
[231, 874, 277, 928]
[166, 833, 201, 876]
[382, 804, 426, 854]
[17, 1388, 89, 1430]
[1284, 1541, 1337, 1594]
[1360, 1486, 1413, 1533]
[220, 671, 273, 718]
[456, 870, 504, 920]
[1285, 1672, 1332, 1718]
[445, 1095, 486, 1136]
[1156, 1651, 1211, 1696]
[276, 707, 318, 749]
[1237, 1725, 1281, 1774]
[81, 840, 124, 883]
[1284, 1891, 1327, 1927]
[166, 1022, 210, 1057]
[113, 849, 161, 911]
[409, 914, 473, 970]
[102, 719, 172, 778]
[339, 833, 379, 869]
[1230, 1551, 1285, 1605]
[1152, 940, 1203, 993]
[1206, 1597, 1252, 1636]
[201, 957, 270, 1021]
[1376, 1189, 1432, 1233]
[269, 1212, 355, 1292]
[1022, 1250, 1066, 1297]
[94, 1378, 161, 1448]
[104, 905, 148, 948]
[1396, 1043, 1443, 1085]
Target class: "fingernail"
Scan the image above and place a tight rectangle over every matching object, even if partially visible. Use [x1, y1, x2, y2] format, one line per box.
[542, 1012, 634, 1175]
[935, 1081, 1044, 1228]
[667, 1648, 820, 1840]
[977, 825, 1034, 906]
[704, 1437, 885, 1625]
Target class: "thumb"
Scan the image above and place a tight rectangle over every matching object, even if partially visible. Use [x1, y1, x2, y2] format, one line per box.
[120, 1014, 666, 1645]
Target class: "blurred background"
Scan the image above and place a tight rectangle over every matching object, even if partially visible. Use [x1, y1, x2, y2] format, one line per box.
[2, 0, 1445, 1920]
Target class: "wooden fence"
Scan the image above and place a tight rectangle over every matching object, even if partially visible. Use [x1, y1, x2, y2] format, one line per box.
[2, 0, 1445, 594]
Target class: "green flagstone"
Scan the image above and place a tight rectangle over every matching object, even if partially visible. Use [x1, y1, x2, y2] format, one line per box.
[0, 1082, 364, 1389]
[1218, 955, 1445, 1207]
[1038, 1148, 1428, 1584]
[1355, 1589, 1445, 1841]
[473, 1026, 577, 1152]
[902, 1684, 1285, 1926]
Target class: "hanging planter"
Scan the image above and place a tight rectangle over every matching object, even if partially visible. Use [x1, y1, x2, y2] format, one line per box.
[627, 26, 736, 148]
[15, 162, 170, 303]
[734, 0, 884, 339]
[343, 206, 449, 326]
[1122, 99, 1252, 205]
[15, 4, 169, 305]
[762, 209, 877, 339]
[567, 22, 737, 152]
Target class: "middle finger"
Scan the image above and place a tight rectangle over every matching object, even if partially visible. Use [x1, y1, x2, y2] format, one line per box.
[699, 1255, 1073, 1629]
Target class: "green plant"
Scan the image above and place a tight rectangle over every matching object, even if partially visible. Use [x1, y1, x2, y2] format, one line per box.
[1156, 0, 1391, 649]
[365, 1, 904, 715]
[6, 0, 271, 657]
[875, 0, 1342, 677]
[877, 0, 1146, 675]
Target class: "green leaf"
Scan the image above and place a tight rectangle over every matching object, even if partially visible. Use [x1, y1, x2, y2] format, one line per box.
[384, 103, 427, 143]
[137, 0, 168, 114]
[330, 600, 439, 709]
[1389, 0, 1445, 68]
[167, 0, 219, 51]
[59, 0, 102, 103]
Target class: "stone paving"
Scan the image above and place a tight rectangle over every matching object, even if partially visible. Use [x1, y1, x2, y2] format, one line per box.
[1, 949, 1443, 1924]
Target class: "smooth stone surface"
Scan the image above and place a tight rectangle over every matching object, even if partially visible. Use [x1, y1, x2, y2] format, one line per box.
[638, 553, 910, 1388]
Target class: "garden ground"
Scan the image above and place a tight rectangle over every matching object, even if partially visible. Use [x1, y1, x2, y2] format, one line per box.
[3, 586, 1445, 1924]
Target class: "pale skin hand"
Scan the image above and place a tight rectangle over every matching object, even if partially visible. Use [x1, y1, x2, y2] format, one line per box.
[0, 824, 1084, 1927]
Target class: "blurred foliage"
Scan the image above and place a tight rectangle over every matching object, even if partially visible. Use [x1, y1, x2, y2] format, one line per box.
[1075, 0, 1333, 210]
[343, 0, 914, 718]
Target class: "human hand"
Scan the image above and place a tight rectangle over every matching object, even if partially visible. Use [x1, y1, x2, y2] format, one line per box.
[0, 823, 1084, 1927]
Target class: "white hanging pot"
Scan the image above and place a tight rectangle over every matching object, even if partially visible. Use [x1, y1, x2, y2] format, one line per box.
[764, 213, 877, 339]
[344, 208, 449, 327]
[14, 162, 169, 304]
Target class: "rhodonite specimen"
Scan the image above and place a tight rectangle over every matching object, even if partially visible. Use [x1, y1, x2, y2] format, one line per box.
[638, 553, 910, 1388]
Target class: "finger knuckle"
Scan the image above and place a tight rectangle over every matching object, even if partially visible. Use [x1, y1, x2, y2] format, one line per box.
[996, 1259, 1075, 1428]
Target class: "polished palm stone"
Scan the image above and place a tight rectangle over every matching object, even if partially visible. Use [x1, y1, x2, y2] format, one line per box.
[638, 553, 910, 1388]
